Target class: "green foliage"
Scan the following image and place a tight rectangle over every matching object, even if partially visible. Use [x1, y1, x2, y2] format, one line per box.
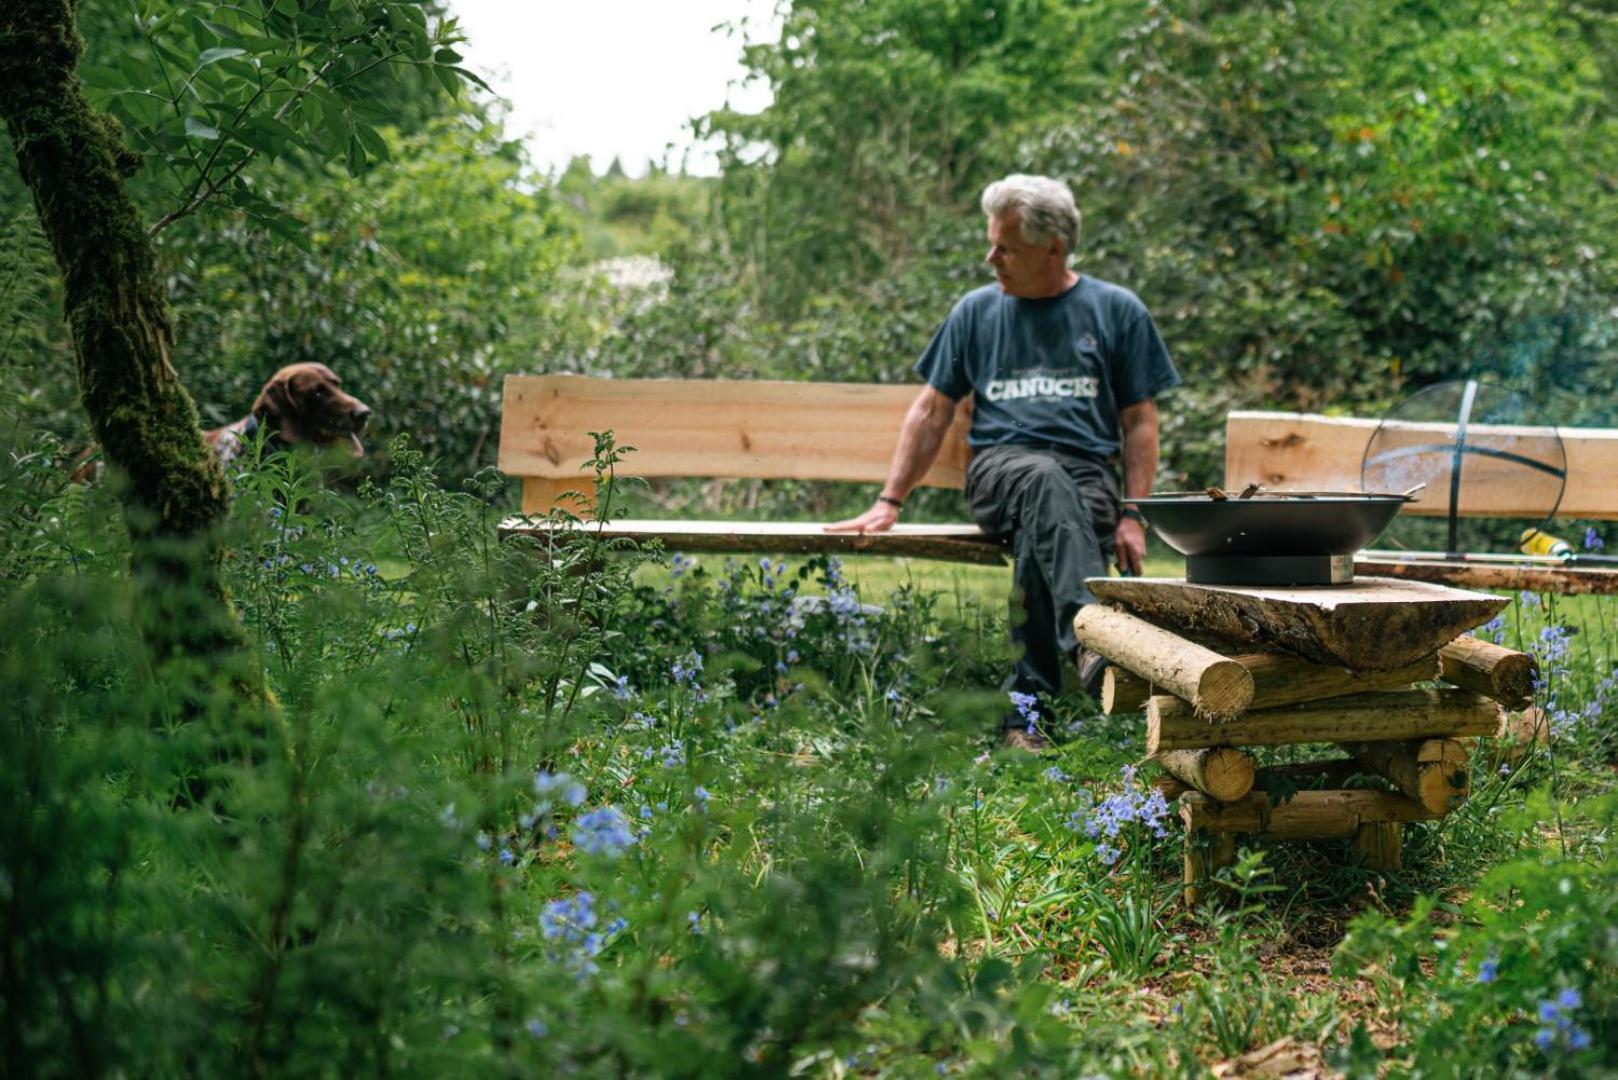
[556, 155, 712, 261]
[77, 0, 481, 236]
[1333, 793, 1617, 1077]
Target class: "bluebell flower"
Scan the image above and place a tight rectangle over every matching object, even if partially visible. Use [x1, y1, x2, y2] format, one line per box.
[1520, 590, 1541, 608]
[534, 770, 587, 808]
[1044, 766, 1070, 783]
[1476, 955, 1498, 983]
[1556, 987, 1582, 1011]
[1569, 1028, 1591, 1051]
[571, 807, 637, 856]
[687, 910, 703, 935]
[541, 892, 595, 940]
[1008, 691, 1039, 722]
[659, 740, 686, 768]
[1584, 526, 1604, 552]
[499, 847, 514, 865]
[671, 651, 704, 685]
[1536, 624, 1570, 663]
[693, 786, 711, 807]
[612, 674, 633, 701]
[1538, 999, 1561, 1023]
[475, 831, 491, 852]
[525, 1018, 548, 1039]
[1535, 1028, 1555, 1051]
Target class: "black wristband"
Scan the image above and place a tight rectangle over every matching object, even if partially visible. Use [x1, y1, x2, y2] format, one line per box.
[1120, 506, 1146, 524]
[878, 494, 904, 509]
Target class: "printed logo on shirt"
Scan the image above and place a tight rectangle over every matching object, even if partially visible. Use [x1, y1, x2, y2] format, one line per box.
[983, 368, 1099, 403]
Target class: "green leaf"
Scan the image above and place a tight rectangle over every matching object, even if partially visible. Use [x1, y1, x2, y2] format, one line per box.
[434, 48, 463, 65]
[196, 46, 247, 68]
[184, 116, 221, 140]
[450, 66, 492, 94]
[352, 123, 390, 163]
[345, 133, 367, 177]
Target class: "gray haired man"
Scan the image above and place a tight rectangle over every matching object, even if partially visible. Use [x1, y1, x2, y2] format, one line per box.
[828, 174, 1179, 749]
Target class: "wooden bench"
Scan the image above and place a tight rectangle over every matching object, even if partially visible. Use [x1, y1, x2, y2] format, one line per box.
[495, 374, 1009, 565]
[1225, 410, 1618, 594]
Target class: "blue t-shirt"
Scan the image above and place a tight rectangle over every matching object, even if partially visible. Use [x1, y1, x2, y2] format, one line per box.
[914, 276, 1179, 460]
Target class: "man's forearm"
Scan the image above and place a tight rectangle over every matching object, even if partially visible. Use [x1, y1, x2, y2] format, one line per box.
[1119, 409, 1158, 504]
[881, 393, 957, 501]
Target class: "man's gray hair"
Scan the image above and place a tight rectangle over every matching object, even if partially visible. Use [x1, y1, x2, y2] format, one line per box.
[980, 174, 1081, 257]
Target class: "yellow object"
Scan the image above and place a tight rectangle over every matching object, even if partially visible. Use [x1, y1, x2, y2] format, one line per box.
[1519, 528, 1574, 560]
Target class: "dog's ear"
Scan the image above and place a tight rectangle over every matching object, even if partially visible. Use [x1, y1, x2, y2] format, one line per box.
[253, 376, 305, 444]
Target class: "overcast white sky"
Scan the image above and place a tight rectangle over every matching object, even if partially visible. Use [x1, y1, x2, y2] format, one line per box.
[450, 0, 777, 178]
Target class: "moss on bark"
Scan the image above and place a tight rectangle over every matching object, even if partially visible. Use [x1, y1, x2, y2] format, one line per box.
[0, 0, 266, 706]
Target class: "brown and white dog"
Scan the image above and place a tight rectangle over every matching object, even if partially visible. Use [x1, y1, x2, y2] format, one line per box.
[207, 362, 373, 466]
[71, 362, 372, 481]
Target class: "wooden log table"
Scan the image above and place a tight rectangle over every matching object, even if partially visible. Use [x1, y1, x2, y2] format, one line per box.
[1074, 576, 1530, 906]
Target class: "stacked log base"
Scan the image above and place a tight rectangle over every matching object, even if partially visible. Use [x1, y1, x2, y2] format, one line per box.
[1074, 577, 1527, 907]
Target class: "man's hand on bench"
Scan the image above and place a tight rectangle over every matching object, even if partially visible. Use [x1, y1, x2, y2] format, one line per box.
[825, 499, 900, 534]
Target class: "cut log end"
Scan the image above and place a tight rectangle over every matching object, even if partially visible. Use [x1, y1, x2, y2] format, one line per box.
[1155, 747, 1255, 802]
[1194, 659, 1257, 722]
[1102, 666, 1151, 715]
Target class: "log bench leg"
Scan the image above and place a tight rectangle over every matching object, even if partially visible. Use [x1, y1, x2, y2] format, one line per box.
[1351, 820, 1403, 871]
[1183, 824, 1236, 908]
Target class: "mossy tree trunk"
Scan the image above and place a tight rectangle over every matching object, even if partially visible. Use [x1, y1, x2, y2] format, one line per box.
[0, 0, 259, 696]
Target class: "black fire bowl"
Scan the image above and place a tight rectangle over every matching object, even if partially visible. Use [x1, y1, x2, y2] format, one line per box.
[1132, 492, 1409, 562]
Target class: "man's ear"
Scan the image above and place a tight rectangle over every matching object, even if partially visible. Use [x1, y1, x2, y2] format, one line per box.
[253, 379, 304, 444]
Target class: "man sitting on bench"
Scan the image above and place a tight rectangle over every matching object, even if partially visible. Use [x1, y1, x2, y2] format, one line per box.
[828, 174, 1179, 750]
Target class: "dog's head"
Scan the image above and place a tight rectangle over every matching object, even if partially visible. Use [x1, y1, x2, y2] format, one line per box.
[252, 363, 373, 457]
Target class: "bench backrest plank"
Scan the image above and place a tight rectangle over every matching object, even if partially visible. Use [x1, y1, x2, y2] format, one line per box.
[1225, 410, 1618, 520]
[499, 375, 972, 513]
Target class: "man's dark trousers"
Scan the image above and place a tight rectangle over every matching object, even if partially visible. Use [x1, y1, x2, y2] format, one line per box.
[965, 444, 1118, 706]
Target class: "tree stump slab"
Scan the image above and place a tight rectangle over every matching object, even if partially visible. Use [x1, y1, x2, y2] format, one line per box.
[1087, 576, 1506, 670]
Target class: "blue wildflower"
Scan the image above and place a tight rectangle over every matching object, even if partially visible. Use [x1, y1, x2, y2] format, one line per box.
[1556, 988, 1582, 1011]
[1008, 691, 1039, 723]
[572, 807, 637, 856]
[499, 847, 515, 865]
[1584, 526, 1604, 552]
[525, 1018, 548, 1039]
[693, 786, 711, 808]
[1477, 955, 1498, 984]
[534, 770, 588, 808]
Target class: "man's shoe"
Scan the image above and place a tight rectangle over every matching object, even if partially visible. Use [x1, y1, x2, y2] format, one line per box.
[1000, 726, 1049, 752]
[1075, 648, 1109, 699]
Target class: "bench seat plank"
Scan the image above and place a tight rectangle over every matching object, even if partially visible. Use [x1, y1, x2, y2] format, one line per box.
[497, 518, 1009, 565]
